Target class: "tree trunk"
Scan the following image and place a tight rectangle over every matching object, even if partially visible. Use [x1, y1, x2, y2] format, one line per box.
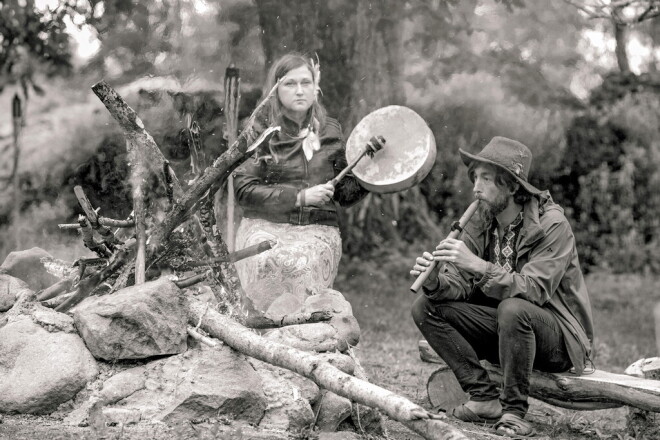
[255, 0, 405, 132]
[614, 21, 631, 74]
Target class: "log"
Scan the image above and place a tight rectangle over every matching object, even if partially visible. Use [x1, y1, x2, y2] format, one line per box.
[186, 297, 468, 440]
[426, 368, 469, 413]
[424, 356, 660, 412]
[132, 147, 147, 285]
[245, 310, 333, 329]
[175, 239, 274, 270]
[223, 64, 240, 252]
[91, 81, 184, 199]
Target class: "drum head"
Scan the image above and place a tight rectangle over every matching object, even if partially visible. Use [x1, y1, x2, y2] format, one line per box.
[345, 105, 436, 194]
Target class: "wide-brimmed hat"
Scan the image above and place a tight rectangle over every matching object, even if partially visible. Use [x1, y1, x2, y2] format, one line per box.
[458, 136, 541, 195]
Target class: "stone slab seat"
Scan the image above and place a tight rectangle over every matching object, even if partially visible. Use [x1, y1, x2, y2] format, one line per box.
[419, 340, 660, 413]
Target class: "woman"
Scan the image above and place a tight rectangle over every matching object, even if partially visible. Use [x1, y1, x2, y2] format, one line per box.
[233, 53, 368, 315]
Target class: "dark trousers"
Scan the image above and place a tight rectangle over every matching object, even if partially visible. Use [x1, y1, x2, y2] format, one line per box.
[411, 296, 572, 417]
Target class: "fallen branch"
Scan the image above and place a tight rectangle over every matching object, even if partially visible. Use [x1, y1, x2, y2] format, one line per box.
[186, 297, 468, 440]
[174, 270, 211, 289]
[58, 217, 135, 230]
[245, 310, 333, 329]
[176, 239, 274, 270]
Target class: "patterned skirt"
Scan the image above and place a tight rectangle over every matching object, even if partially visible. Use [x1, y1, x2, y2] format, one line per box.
[234, 218, 342, 315]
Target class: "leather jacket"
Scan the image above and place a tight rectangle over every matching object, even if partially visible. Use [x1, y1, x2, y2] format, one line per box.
[233, 116, 368, 227]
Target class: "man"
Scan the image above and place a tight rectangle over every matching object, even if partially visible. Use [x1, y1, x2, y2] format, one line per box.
[410, 137, 593, 437]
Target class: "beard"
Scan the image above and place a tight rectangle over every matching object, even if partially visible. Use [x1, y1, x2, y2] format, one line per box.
[478, 189, 510, 225]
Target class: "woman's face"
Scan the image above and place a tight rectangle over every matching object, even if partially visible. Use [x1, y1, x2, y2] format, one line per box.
[278, 65, 315, 122]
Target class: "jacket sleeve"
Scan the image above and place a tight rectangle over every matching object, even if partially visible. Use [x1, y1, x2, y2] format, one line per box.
[233, 160, 299, 213]
[475, 218, 574, 306]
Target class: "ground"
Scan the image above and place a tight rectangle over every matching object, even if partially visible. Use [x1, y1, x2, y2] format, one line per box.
[1, 252, 659, 440]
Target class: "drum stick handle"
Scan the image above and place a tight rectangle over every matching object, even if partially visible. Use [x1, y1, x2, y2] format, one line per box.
[410, 200, 481, 293]
[329, 149, 370, 187]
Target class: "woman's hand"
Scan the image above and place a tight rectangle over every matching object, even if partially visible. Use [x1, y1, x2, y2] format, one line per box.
[298, 183, 335, 207]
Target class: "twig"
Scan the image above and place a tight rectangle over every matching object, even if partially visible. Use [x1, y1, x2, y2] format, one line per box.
[78, 215, 112, 258]
[58, 217, 135, 230]
[74, 186, 122, 249]
[174, 270, 211, 289]
[187, 326, 219, 347]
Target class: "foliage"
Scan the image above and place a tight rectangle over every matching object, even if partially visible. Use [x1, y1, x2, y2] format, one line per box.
[0, 0, 76, 97]
[555, 73, 660, 273]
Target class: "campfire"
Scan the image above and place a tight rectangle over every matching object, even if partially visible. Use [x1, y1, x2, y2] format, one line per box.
[0, 81, 468, 440]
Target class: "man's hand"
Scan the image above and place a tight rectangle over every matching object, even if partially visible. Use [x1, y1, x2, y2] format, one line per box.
[410, 251, 435, 277]
[433, 238, 488, 275]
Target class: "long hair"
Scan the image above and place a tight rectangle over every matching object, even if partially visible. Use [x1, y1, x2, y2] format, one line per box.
[263, 53, 327, 130]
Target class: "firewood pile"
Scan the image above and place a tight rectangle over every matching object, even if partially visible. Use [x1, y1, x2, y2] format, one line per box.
[0, 82, 469, 440]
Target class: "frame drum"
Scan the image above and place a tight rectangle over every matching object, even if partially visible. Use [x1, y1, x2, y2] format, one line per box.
[345, 105, 436, 193]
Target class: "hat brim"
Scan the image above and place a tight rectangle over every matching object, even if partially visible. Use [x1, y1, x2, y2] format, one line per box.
[459, 149, 542, 195]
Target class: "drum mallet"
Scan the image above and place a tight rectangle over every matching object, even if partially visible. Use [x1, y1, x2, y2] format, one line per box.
[328, 135, 386, 186]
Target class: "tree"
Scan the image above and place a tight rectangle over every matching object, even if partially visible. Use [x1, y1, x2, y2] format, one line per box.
[562, 0, 660, 73]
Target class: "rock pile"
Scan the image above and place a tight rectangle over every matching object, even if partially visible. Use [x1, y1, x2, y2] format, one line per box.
[0, 247, 382, 438]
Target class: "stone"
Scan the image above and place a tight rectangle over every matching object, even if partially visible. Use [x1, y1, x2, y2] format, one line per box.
[115, 345, 267, 425]
[264, 289, 361, 352]
[265, 322, 345, 352]
[316, 352, 356, 375]
[102, 407, 141, 425]
[63, 366, 147, 426]
[0, 306, 98, 414]
[318, 432, 363, 440]
[73, 278, 188, 360]
[301, 288, 354, 317]
[0, 274, 32, 312]
[249, 359, 316, 432]
[314, 392, 352, 432]
[0, 247, 61, 291]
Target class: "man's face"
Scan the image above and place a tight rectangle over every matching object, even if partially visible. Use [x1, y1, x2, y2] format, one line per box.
[472, 164, 511, 217]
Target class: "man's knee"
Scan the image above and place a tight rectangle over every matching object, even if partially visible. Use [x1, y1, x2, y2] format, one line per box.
[496, 298, 530, 327]
[411, 295, 432, 329]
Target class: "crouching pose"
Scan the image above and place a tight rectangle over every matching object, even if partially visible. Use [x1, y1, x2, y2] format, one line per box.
[410, 137, 594, 437]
